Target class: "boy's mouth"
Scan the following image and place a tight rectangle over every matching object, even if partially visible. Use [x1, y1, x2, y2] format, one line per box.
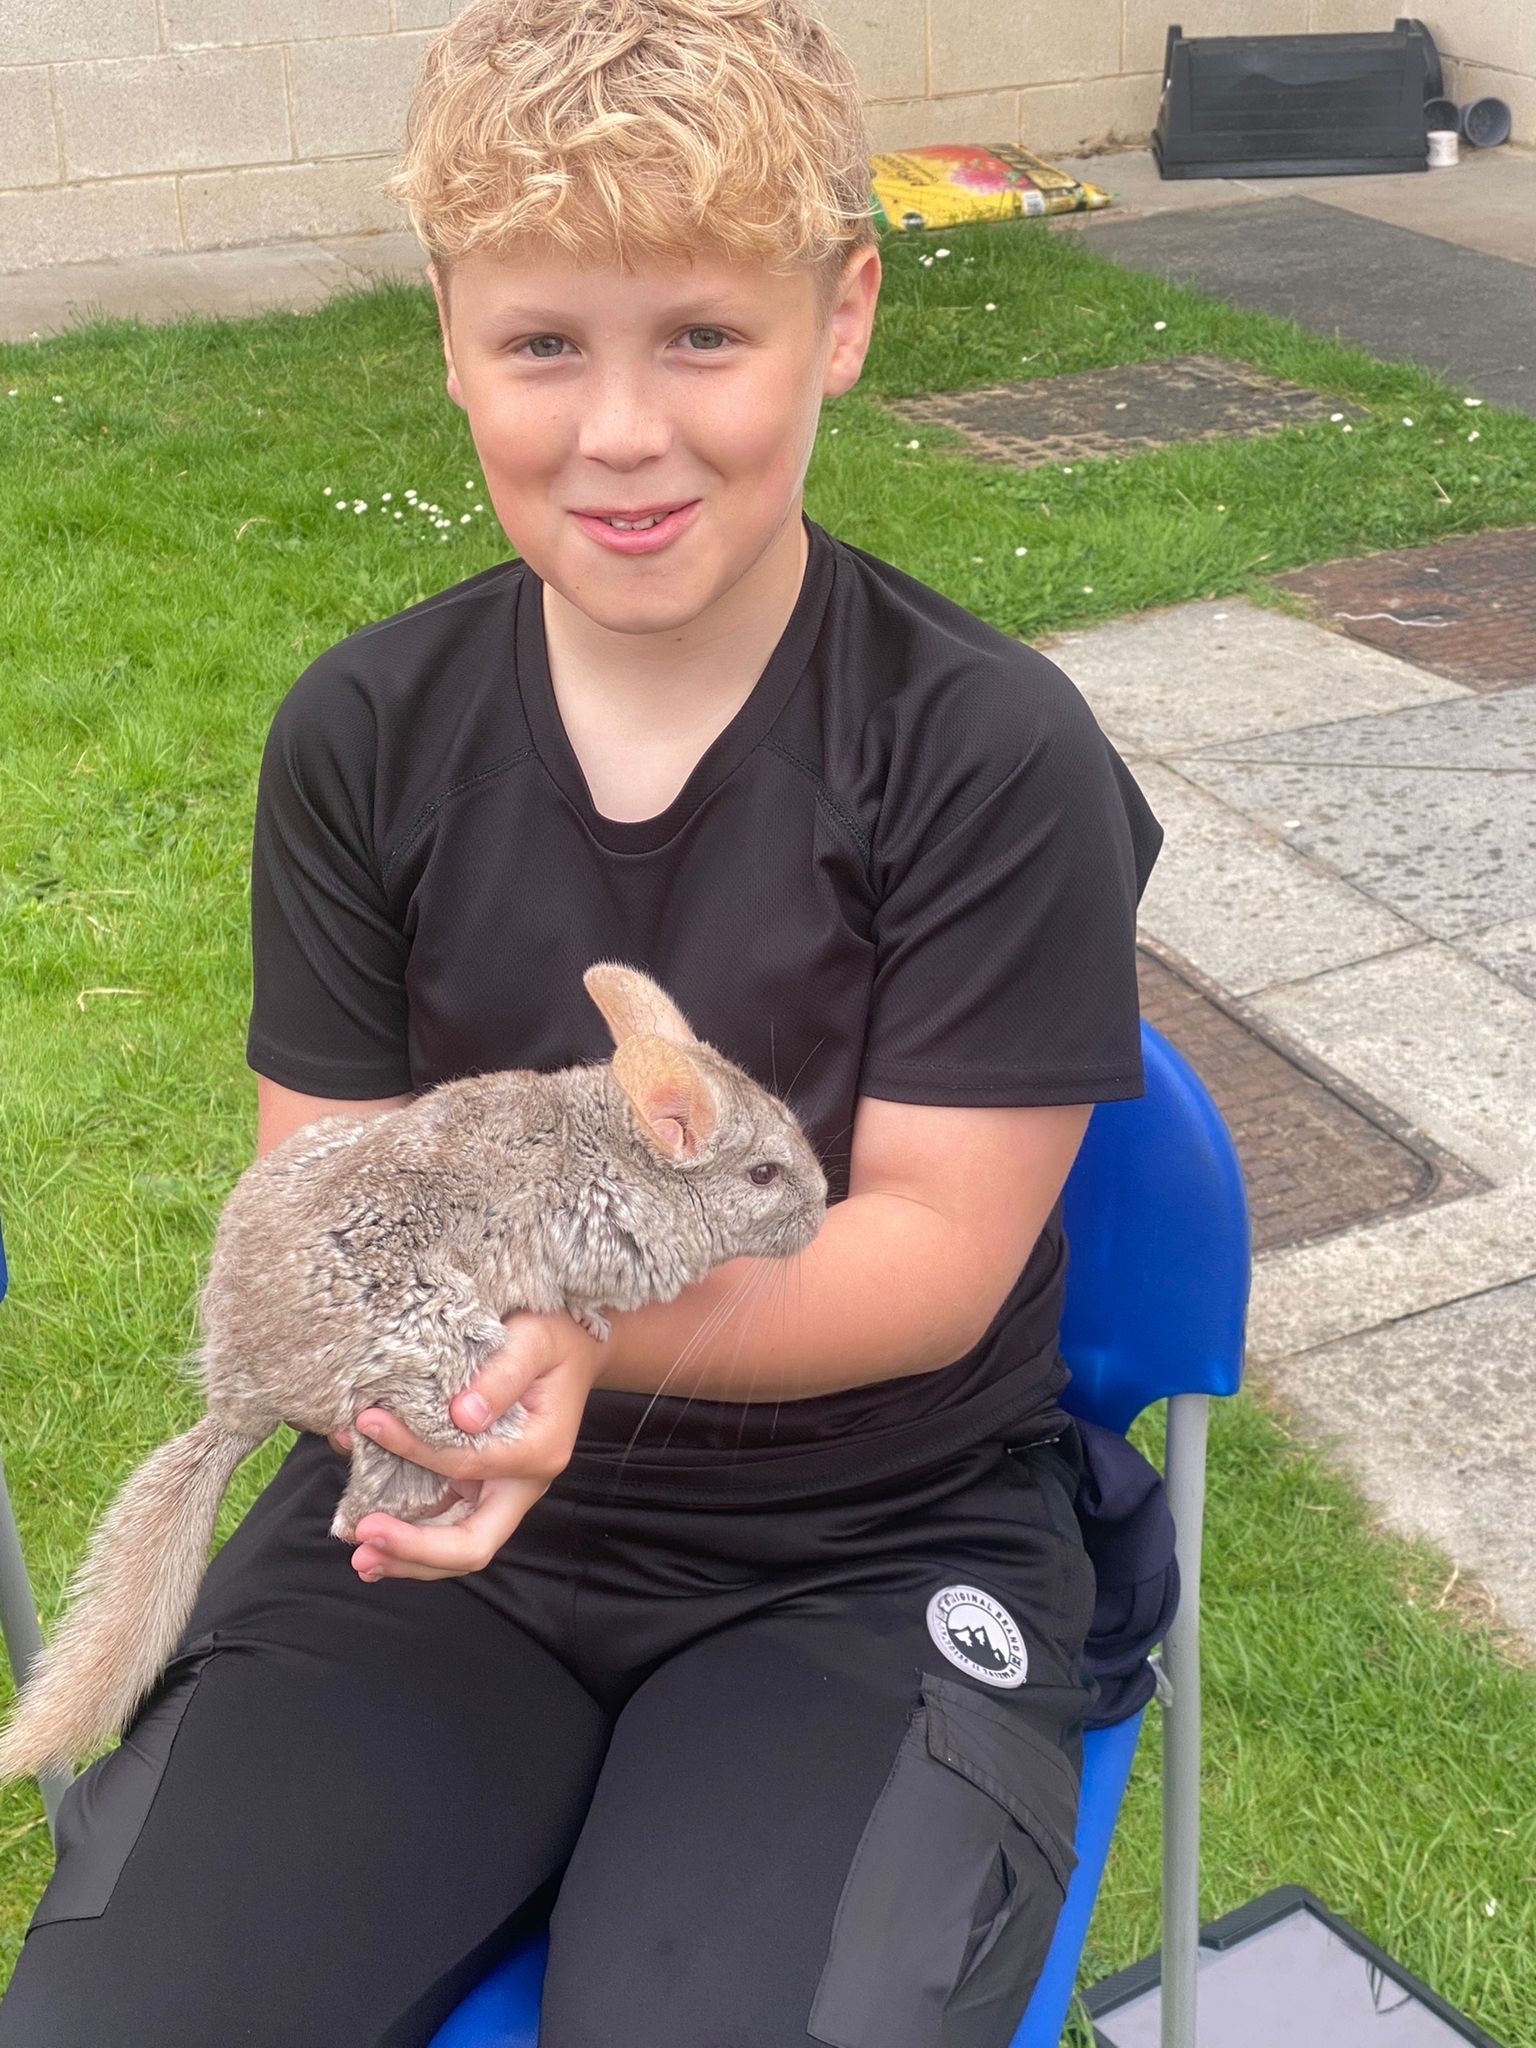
[571, 501, 700, 555]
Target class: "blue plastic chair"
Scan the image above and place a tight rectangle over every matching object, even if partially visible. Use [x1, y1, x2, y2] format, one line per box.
[430, 1017, 1252, 2048]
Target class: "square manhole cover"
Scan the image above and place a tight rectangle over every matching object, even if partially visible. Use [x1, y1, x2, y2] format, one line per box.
[888, 355, 1357, 470]
[1136, 946, 1484, 1254]
[1272, 527, 1536, 692]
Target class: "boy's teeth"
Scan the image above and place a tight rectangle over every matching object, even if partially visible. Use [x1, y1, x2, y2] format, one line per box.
[604, 513, 664, 530]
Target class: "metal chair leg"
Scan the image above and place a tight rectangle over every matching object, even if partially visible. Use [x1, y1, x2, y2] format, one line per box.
[0, 1452, 71, 1836]
[1161, 1392, 1207, 2048]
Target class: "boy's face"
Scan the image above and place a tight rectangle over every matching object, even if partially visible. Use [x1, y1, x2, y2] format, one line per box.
[426, 237, 880, 639]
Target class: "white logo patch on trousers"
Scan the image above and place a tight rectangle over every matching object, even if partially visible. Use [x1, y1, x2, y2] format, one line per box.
[926, 1584, 1028, 1689]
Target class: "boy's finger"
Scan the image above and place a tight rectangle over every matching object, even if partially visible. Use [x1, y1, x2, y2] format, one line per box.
[352, 1481, 537, 1581]
[454, 1318, 561, 1433]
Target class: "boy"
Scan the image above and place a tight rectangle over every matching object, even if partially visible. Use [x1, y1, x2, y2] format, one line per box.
[0, 2, 1164, 2043]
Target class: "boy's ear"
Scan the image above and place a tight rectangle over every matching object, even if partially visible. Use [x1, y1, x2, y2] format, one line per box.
[424, 261, 465, 411]
[821, 244, 882, 403]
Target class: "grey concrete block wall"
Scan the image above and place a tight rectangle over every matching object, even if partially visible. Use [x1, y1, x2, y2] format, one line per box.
[1, 0, 1529, 275]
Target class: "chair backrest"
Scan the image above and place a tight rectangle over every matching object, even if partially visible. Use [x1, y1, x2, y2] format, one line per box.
[1057, 1020, 1250, 1434]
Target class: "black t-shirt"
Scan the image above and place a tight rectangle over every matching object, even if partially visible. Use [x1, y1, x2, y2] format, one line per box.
[246, 512, 1163, 1501]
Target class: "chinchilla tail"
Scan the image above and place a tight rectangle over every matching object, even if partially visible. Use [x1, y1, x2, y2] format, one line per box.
[0, 1414, 268, 1781]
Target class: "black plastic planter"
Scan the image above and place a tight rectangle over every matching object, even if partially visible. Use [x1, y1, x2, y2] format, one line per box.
[1153, 18, 1432, 179]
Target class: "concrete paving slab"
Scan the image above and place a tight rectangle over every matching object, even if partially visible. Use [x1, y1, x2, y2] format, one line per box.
[1060, 144, 1536, 270]
[1048, 598, 1466, 754]
[1460, 912, 1536, 1002]
[0, 241, 369, 340]
[1247, 1161, 1536, 1361]
[1249, 940, 1536, 1181]
[1253, 1274, 1536, 1642]
[1072, 198, 1536, 413]
[1131, 759, 1420, 995]
[1173, 754, 1536, 939]
[1054, 149, 1267, 217]
[1185, 678, 1536, 769]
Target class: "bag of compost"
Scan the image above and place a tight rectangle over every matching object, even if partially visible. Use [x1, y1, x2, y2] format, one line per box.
[870, 142, 1110, 232]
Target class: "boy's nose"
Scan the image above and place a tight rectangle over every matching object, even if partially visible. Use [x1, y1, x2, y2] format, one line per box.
[575, 374, 674, 466]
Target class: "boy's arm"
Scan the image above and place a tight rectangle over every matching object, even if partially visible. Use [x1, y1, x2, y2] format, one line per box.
[592, 1095, 1093, 1403]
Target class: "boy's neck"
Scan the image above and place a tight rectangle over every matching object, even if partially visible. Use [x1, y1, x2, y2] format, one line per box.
[539, 505, 810, 746]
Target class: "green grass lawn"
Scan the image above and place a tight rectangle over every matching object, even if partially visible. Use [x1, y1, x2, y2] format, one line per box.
[2, 216, 1534, 2036]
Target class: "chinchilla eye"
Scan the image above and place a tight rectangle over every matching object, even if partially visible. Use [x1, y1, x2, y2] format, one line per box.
[748, 1162, 780, 1186]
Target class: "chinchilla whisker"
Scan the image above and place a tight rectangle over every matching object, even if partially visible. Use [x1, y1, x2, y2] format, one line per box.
[617, 1267, 764, 1463]
[660, 1260, 782, 1459]
[784, 1034, 826, 1105]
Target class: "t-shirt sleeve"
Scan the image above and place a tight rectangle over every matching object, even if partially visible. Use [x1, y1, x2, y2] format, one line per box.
[857, 654, 1164, 1108]
[245, 661, 415, 1098]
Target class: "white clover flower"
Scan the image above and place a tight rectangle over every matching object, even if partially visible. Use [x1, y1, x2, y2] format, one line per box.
[906, 439, 920, 449]
[460, 513, 471, 523]
[394, 511, 403, 519]
[1484, 1899, 1497, 1917]
[1342, 423, 1354, 432]
[1402, 417, 1414, 427]
[465, 480, 474, 489]
[1330, 412, 1344, 422]
[984, 302, 997, 312]
[1468, 430, 1480, 441]
[382, 492, 392, 502]
[1082, 585, 1094, 593]
[1465, 396, 1483, 407]
[970, 555, 984, 563]
[829, 426, 839, 434]
[334, 500, 346, 511]
[354, 502, 367, 513]
[405, 488, 418, 499]
[52, 394, 64, 403]
[1063, 466, 1073, 474]
[1153, 320, 1167, 331]
[6, 388, 16, 397]
[1015, 546, 1028, 556]
[935, 247, 950, 258]
[323, 486, 333, 496]
[474, 502, 484, 511]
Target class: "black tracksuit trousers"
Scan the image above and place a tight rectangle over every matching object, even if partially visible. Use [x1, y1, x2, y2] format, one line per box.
[0, 1415, 1096, 2048]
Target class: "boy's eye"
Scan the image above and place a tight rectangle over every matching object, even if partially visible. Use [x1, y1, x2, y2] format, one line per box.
[512, 328, 733, 360]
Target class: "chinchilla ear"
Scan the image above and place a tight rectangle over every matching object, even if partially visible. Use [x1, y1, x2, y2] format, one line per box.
[583, 962, 700, 1050]
[610, 1035, 719, 1162]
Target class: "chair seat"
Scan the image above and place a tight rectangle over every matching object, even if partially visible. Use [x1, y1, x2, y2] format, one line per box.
[428, 1709, 1146, 2048]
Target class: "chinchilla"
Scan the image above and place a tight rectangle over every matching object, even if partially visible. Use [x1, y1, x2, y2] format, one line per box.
[0, 962, 827, 1778]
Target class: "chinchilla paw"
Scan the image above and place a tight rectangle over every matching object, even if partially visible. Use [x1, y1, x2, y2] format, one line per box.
[489, 1399, 531, 1443]
[569, 1306, 611, 1343]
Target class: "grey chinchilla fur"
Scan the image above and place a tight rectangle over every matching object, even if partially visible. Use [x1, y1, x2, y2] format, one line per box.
[0, 962, 827, 1779]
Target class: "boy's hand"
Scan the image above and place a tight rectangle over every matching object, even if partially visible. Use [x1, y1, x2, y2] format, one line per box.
[337, 1308, 609, 1583]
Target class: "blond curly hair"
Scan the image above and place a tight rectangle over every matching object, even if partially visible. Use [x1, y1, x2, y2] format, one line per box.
[382, 0, 879, 319]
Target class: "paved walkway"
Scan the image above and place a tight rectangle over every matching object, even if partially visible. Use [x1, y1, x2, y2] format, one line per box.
[5, 168, 1534, 1653]
[1048, 598, 1536, 1649]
